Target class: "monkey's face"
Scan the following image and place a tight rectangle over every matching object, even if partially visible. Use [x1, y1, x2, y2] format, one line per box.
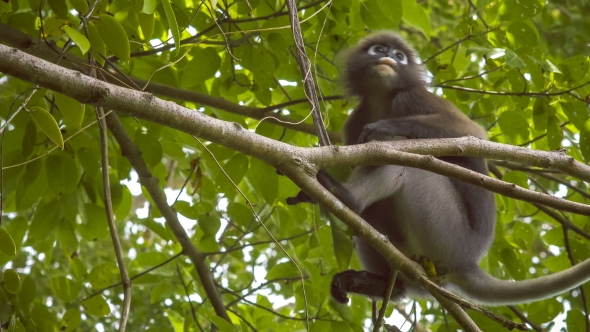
[343, 32, 424, 96]
[367, 44, 408, 84]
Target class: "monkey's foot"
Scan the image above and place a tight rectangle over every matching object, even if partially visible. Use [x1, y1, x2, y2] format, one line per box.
[286, 190, 316, 205]
[331, 270, 401, 304]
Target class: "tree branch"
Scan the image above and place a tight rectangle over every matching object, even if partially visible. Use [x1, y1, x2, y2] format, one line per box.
[286, 0, 331, 146]
[104, 113, 231, 324]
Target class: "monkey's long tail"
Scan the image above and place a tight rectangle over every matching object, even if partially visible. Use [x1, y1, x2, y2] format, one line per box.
[450, 259, 590, 305]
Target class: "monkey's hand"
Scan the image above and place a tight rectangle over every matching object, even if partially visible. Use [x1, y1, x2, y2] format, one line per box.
[286, 190, 316, 205]
[358, 119, 406, 143]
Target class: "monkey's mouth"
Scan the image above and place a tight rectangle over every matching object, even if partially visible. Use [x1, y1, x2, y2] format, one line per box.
[375, 57, 397, 77]
[379, 57, 397, 68]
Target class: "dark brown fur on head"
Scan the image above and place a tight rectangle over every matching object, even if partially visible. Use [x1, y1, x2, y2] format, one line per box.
[342, 31, 426, 96]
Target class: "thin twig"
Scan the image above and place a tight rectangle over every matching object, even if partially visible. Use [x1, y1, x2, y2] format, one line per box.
[373, 270, 398, 332]
[285, 0, 331, 147]
[194, 137, 310, 329]
[96, 106, 131, 331]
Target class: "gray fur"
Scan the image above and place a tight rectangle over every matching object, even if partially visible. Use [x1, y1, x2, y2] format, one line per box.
[326, 32, 590, 305]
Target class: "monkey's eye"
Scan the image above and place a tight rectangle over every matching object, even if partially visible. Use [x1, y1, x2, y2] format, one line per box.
[368, 45, 387, 55]
[395, 52, 406, 61]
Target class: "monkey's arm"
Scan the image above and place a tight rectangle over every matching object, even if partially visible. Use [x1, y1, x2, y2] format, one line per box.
[358, 114, 485, 143]
[286, 170, 362, 213]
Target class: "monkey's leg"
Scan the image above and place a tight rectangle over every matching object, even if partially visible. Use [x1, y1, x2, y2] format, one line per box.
[331, 270, 404, 304]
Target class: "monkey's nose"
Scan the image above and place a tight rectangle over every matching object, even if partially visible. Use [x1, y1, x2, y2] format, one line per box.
[379, 57, 397, 68]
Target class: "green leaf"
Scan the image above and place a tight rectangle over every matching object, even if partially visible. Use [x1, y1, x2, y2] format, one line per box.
[87, 22, 106, 66]
[161, 0, 180, 54]
[54, 92, 85, 127]
[174, 200, 200, 219]
[141, 0, 157, 14]
[531, 98, 548, 131]
[63, 26, 90, 55]
[82, 295, 111, 316]
[0, 0, 12, 13]
[560, 102, 583, 130]
[209, 316, 235, 332]
[50, 276, 80, 302]
[215, 154, 249, 194]
[401, 0, 430, 39]
[506, 22, 537, 48]
[198, 234, 219, 252]
[26, 0, 41, 11]
[31, 305, 56, 330]
[67, 0, 88, 14]
[527, 298, 562, 323]
[528, 55, 561, 73]
[580, 128, 590, 162]
[26, 202, 60, 244]
[361, 0, 402, 29]
[138, 13, 155, 40]
[198, 214, 221, 236]
[504, 49, 526, 69]
[96, 14, 130, 62]
[248, 158, 278, 204]
[566, 309, 587, 332]
[498, 110, 529, 141]
[227, 202, 252, 228]
[500, 0, 543, 21]
[8, 317, 26, 332]
[28, 106, 64, 149]
[3, 269, 21, 294]
[0, 228, 16, 256]
[266, 262, 299, 279]
[546, 115, 563, 150]
[130, 252, 168, 268]
[135, 132, 163, 167]
[181, 47, 222, 87]
[330, 215, 353, 271]
[251, 48, 275, 90]
[61, 308, 82, 332]
[166, 309, 184, 332]
[542, 254, 570, 273]
[88, 263, 118, 288]
[503, 171, 528, 189]
[501, 248, 526, 280]
[18, 276, 36, 308]
[48, 0, 68, 19]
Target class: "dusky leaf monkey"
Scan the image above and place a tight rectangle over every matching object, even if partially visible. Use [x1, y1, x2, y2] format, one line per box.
[287, 32, 590, 305]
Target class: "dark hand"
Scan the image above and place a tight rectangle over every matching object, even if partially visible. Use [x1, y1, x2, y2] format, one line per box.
[358, 120, 404, 144]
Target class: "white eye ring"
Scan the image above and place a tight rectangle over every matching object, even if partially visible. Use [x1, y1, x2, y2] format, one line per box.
[394, 52, 408, 65]
[368, 45, 387, 55]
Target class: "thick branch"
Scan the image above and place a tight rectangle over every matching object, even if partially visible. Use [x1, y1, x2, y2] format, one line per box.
[4, 44, 590, 217]
[104, 113, 231, 323]
[0, 22, 342, 142]
[304, 139, 590, 216]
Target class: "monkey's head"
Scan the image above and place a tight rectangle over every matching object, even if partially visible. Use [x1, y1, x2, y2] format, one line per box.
[343, 32, 425, 96]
